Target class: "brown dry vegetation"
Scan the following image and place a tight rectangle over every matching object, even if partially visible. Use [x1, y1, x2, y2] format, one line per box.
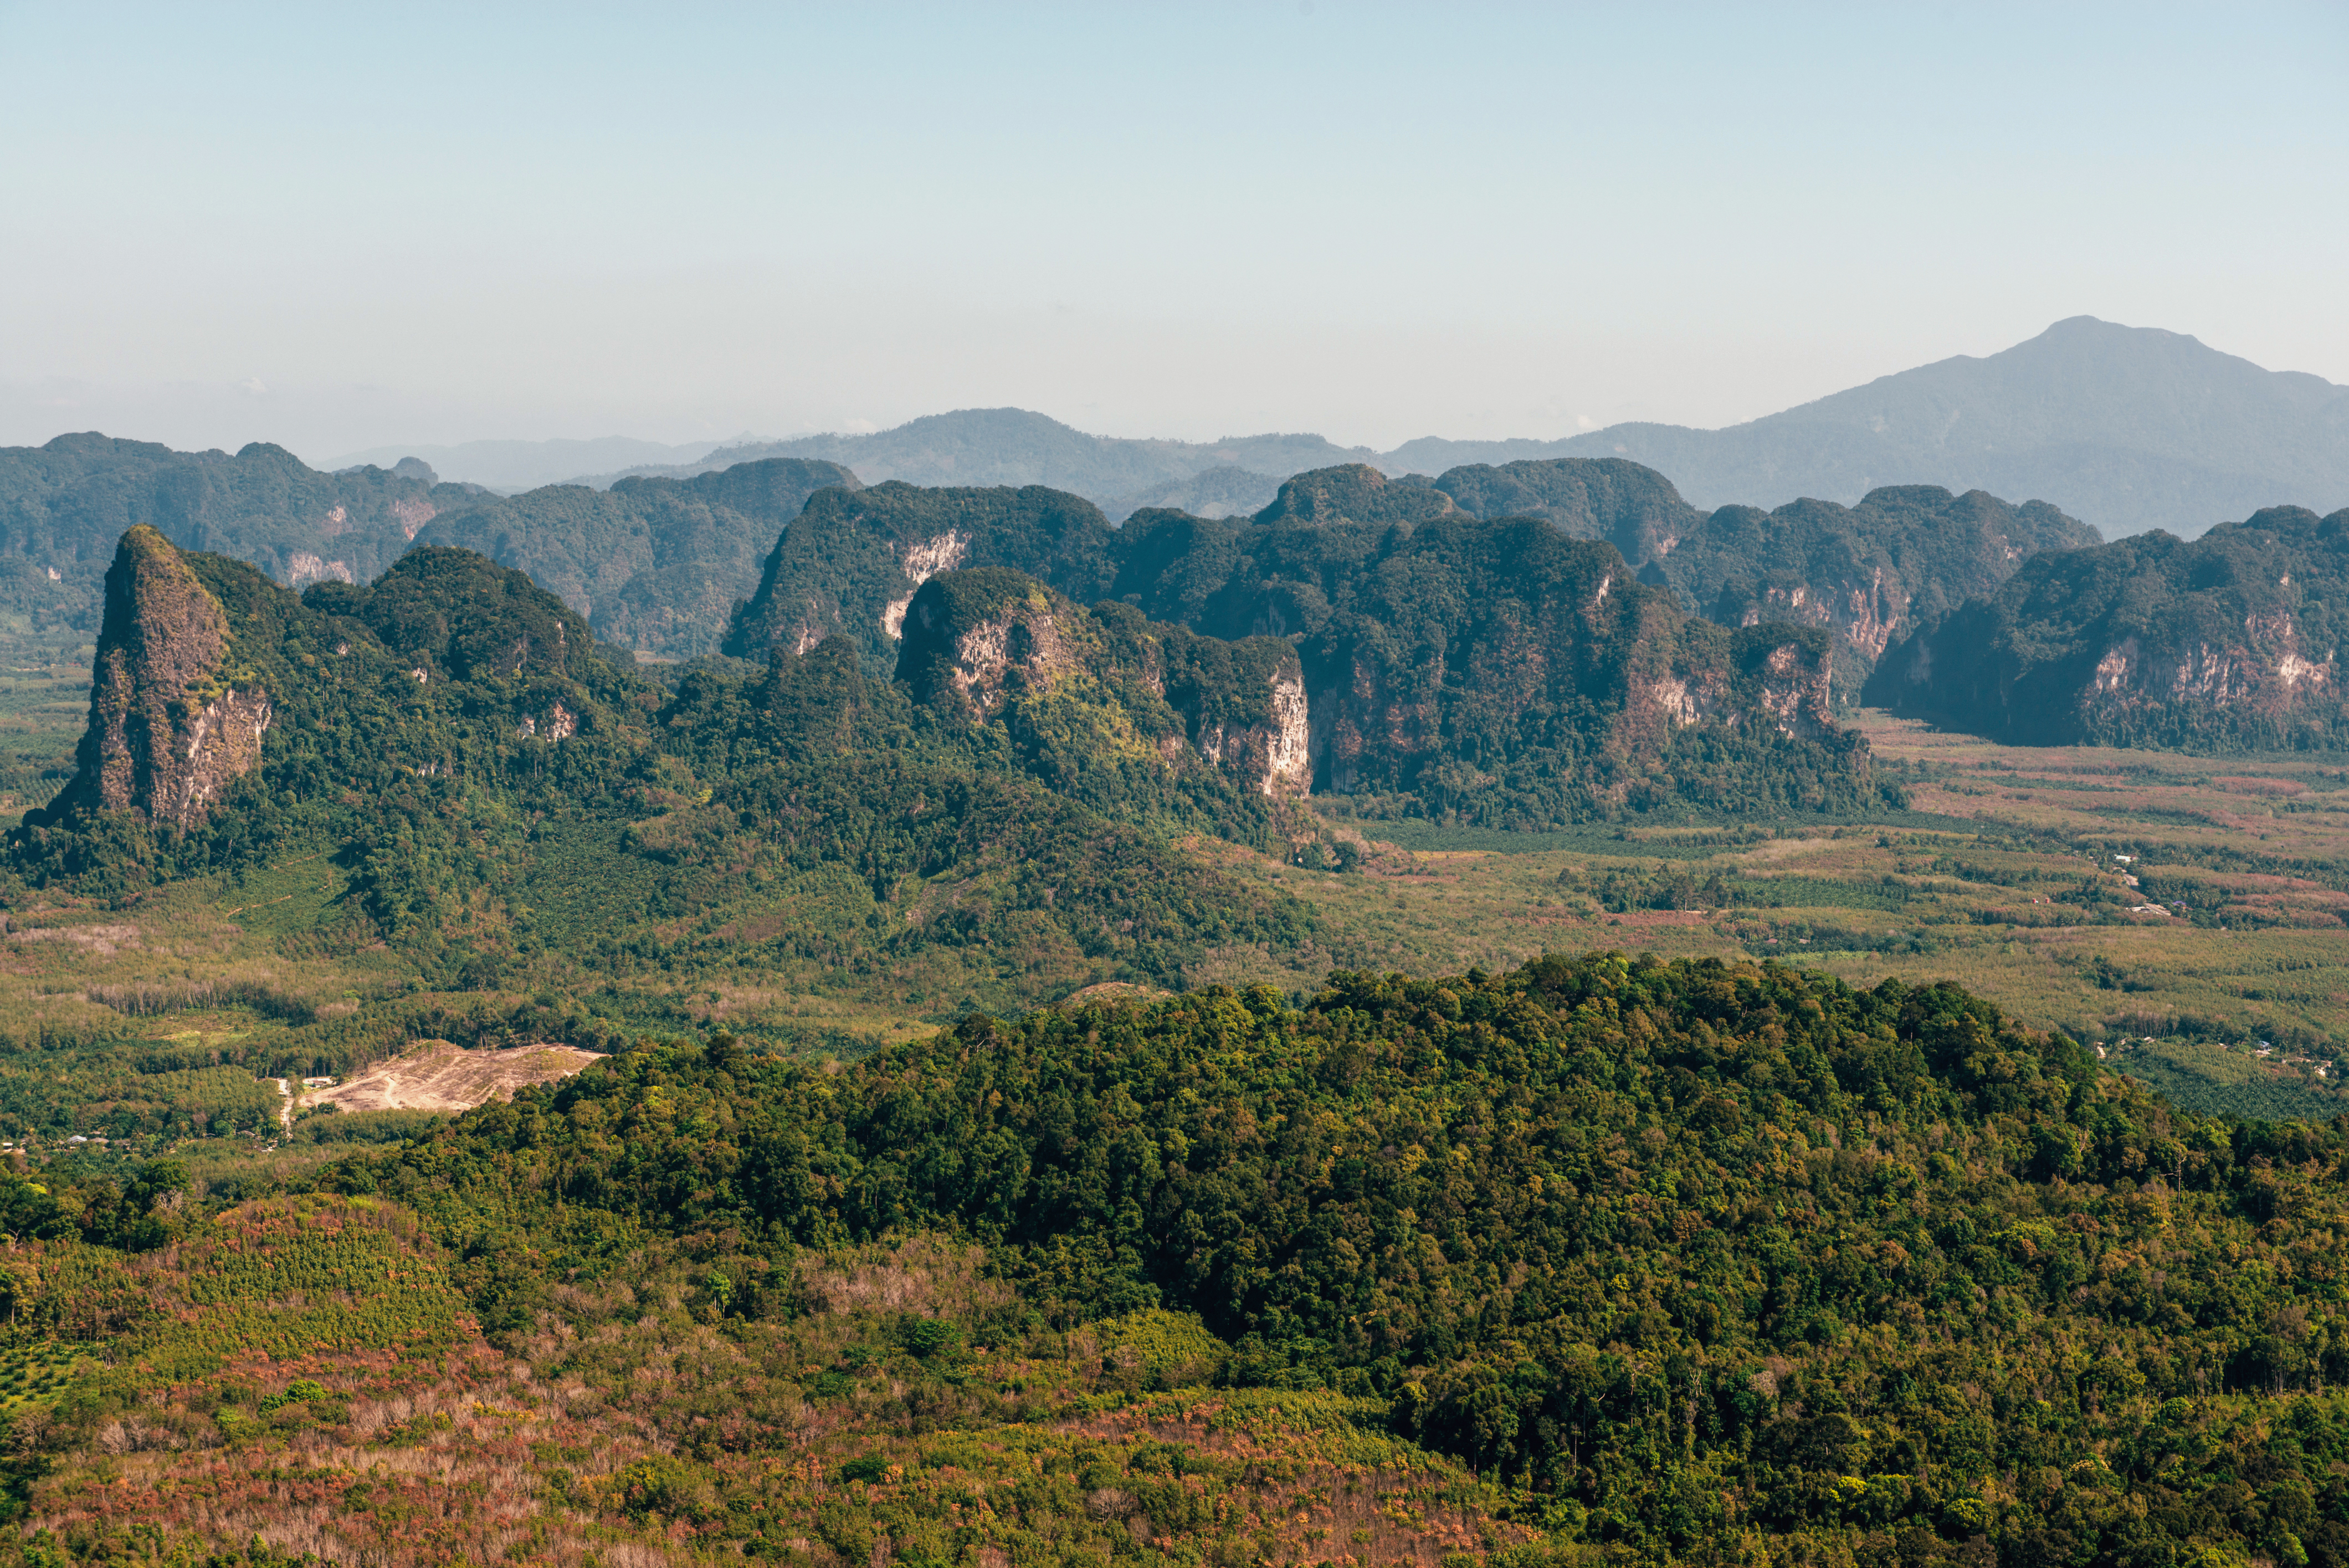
[12, 1223, 1527, 1568]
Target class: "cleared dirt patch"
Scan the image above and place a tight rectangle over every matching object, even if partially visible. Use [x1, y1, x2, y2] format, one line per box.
[1057, 981, 1170, 1012]
[312, 1041, 601, 1114]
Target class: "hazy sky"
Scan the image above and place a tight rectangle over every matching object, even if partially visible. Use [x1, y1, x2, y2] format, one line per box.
[4, 1, 2344, 462]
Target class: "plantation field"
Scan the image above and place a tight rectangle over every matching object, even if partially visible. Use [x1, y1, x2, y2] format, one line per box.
[1183, 712, 2349, 1121]
[0, 654, 87, 820]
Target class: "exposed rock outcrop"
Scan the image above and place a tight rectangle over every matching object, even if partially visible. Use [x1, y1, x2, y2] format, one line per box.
[880, 530, 971, 642]
[900, 571, 1080, 720]
[1866, 505, 2349, 748]
[1645, 486, 2099, 697]
[896, 568, 1316, 799]
[55, 526, 273, 831]
[1194, 666, 1310, 798]
[726, 483, 1115, 669]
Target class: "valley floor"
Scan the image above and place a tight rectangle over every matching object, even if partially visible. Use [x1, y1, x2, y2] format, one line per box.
[4, 706, 2346, 1198]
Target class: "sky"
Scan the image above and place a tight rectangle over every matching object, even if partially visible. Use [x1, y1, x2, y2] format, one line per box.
[3, 1, 2345, 464]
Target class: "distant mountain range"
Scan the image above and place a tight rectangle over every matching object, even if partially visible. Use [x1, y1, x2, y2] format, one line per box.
[325, 435, 742, 492]
[573, 319, 2349, 537]
[574, 410, 1385, 520]
[1515, 317, 2349, 540]
[0, 432, 2085, 691]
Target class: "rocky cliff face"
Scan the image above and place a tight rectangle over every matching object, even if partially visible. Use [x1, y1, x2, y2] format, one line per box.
[58, 526, 273, 831]
[1193, 667, 1310, 798]
[896, 568, 1316, 800]
[899, 571, 1080, 721]
[725, 483, 1117, 669]
[1643, 487, 2100, 701]
[1725, 570, 1908, 662]
[1865, 505, 2349, 748]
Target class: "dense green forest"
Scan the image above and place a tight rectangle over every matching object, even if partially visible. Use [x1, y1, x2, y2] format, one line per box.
[1868, 505, 2349, 749]
[0, 434, 480, 653]
[1434, 457, 1708, 568]
[4, 532, 1316, 1022]
[18, 952, 2349, 1568]
[411, 458, 860, 659]
[350, 953, 2349, 1566]
[1647, 486, 2101, 696]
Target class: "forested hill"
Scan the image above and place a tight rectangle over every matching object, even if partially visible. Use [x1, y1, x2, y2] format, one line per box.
[329, 950, 2349, 1568]
[0, 433, 483, 650]
[1866, 504, 2349, 750]
[1643, 485, 2101, 697]
[4, 527, 1327, 1015]
[412, 457, 860, 659]
[1, 434, 2086, 705]
[1435, 456, 1707, 565]
[723, 481, 1121, 669]
[1244, 464, 2091, 694]
[722, 480, 1900, 824]
[582, 407, 1383, 498]
[0, 435, 859, 663]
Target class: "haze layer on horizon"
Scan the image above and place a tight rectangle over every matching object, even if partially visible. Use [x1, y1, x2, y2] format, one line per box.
[4, 1, 2343, 462]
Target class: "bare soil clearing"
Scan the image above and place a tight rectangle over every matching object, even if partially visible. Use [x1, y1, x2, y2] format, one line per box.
[311, 1041, 601, 1114]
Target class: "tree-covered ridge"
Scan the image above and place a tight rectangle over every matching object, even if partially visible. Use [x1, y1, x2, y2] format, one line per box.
[1866, 504, 2349, 750]
[891, 567, 1311, 808]
[1251, 463, 1462, 528]
[1106, 509, 1892, 821]
[5, 533, 1315, 1014]
[723, 481, 1121, 668]
[1644, 485, 2101, 696]
[602, 406, 1385, 499]
[1434, 457, 1709, 567]
[335, 951, 2349, 1567]
[0, 433, 481, 649]
[411, 456, 860, 659]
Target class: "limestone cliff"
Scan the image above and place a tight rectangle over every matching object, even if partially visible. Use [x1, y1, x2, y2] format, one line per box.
[54, 526, 272, 831]
[725, 483, 1116, 669]
[1284, 520, 1869, 817]
[896, 568, 1314, 800]
[1644, 486, 2099, 696]
[1192, 663, 1310, 799]
[1865, 505, 2349, 749]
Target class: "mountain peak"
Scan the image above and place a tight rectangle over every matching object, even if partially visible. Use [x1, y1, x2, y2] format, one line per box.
[42, 526, 272, 832]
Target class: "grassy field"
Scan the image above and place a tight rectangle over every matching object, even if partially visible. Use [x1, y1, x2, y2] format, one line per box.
[1184, 712, 2349, 1122]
